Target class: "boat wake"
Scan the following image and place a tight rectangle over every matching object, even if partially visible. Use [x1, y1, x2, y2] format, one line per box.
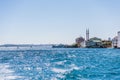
[0, 63, 23, 80]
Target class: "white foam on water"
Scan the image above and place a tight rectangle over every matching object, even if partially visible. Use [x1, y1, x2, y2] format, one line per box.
[68, 54, 76, 58]
[55, 60, 67, 65]
[36, 67, 42, 71]
[51, 77, 58, 80]
[44, 63, 51, 67]
[51, 64, 81, 80]
[56, 74, 65, 78]
[50, 71, 66, 80]
[69, 64, 80, 70]
[0, 63, 23, 80]
[51, 74, 65, 80]
[0, 76, 22, 80]
[55, 61, 63, 65]
[24, 66, 31, 70]
[51, 68, 67, 73]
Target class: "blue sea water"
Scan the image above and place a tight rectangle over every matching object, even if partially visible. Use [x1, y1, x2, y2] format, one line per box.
[0, 48, 120, 80]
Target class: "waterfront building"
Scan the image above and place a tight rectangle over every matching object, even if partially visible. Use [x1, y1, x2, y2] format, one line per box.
[118, 31, 120, 48]
[112, 31, 120, 48]
[112, 36, 118, 48]
[75, 37, 85, 47]
[86, 37, 103, 48]
[102, 40, 112, 48]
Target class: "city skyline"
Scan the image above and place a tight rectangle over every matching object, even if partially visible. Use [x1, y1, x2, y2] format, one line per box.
[0, 0, 120, 44]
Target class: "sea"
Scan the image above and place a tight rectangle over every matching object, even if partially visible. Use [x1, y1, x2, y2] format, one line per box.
[0, 48, 120, 80]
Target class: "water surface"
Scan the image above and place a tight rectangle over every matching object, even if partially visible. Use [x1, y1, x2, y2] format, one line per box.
[0, 48, 120, 80]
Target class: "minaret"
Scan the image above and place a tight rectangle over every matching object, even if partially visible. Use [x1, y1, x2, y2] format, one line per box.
[86, 29, 89, 41]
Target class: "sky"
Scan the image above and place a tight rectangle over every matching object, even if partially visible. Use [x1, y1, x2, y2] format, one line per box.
[0, 0, 120, 44]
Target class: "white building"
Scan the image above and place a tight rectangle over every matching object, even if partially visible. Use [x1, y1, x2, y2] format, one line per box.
[117, 31, 120, 48]
[112, 31, 120, 48]
[112, 36, 118, 48]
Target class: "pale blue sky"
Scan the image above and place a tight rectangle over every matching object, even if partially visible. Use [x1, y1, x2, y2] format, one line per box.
[0, 0, 120, 44]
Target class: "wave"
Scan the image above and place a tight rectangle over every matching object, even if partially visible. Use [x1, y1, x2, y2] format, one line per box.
[0, 63, 23, 80]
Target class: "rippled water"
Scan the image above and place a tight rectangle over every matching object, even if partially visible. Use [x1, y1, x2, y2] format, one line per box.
[0, 48, 120, 80]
